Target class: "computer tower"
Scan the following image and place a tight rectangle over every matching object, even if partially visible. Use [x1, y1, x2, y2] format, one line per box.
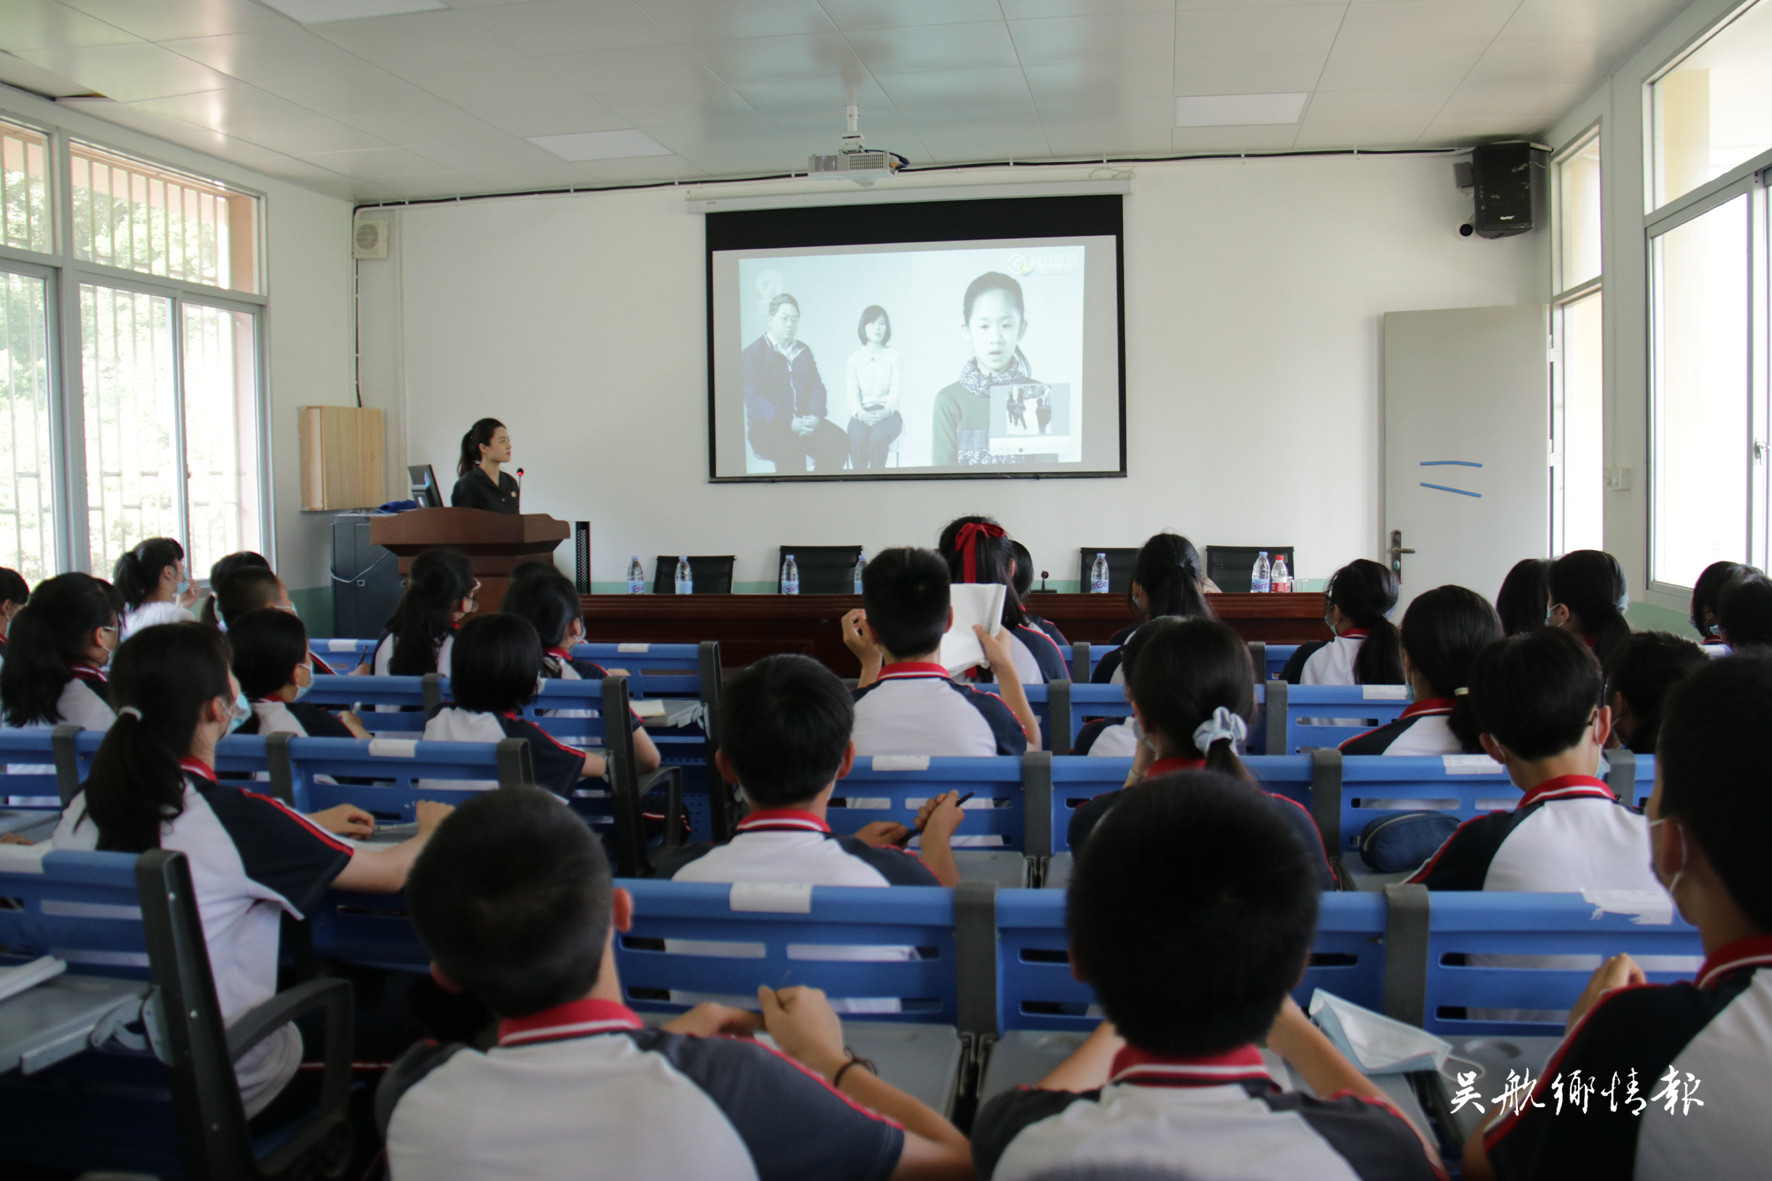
[330, 514, 403, 638]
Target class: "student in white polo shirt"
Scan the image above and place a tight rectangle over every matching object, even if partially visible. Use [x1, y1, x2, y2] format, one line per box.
[843, 546, 1038, 757]
[1466, 655, 1772, 1181]
[971, 773, 1441, 1181]
[1341, 585, 1502, 757]
[383, 786, 972, 1181]
[0, 571, 120, 735]
[53, 622, 450, 1121]
[1280, 559, 1405, 687]
[1407, 627, 1658, 893]
[361, 548, 478, 677]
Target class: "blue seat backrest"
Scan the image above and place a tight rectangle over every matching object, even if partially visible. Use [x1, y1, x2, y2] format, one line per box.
[1419, 891, 1700, 1038]
[1331, 755, 1519, 854]
[1265, 644, 1298, 681]
[0, 730, 77, 804]
[1279, 684, 1410, 752]
[0, 846, 148, 976]
[832, 757, 1025, 851]
[1046, 754, 1314, 855]
[994, 889, 1386, 1032]
[573, 643, 701, 696]
[616, 879, 961, 1024]
[212, 734, 515, 820]
[312, 637, 378, 667]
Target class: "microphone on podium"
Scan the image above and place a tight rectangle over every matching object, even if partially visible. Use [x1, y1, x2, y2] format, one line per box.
[516, 468, 524, 488]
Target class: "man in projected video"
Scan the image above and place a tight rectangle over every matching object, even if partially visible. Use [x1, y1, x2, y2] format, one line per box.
[742, 293, 848, 472]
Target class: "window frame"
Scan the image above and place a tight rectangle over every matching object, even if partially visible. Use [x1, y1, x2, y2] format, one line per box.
[1550, 122, 1605, 557]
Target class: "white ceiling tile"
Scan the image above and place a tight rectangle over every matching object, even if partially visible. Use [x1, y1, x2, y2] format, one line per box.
[307, 10, 525, 72]
[1461, 42, 1603, 87]
[474, 95, 632, 136]
[57, 0, 295, 42]
[1169, 123, 1300, 151]
[874, 67, 1032, 110]
[734, 75, 892, 119]
[1173, 53, 1326, 95]
[819, 0, 1005, 30]
[257, 65, 455, 117]
[359, 169, 481, 198]
[1175, 91, 1307, 126]
[649, 128, 808, 175]
[0, 52, 109, 97]
[1040, 99, 1177, 153]
[1002, 0, 1172, 16]
[1492, 0, 1682, 48]
[1317, 46, 1482, 90]
[599, 85, 756, 126]
[1332, 1, 1521, 53]
[913, 122, 1051, 163]
[569, 153, 699, 183]
[1418, 114, 1534, 145]
[1174, 6, 1346, 58]
[1008, 12, 1176, 66]
[264, 0, 446, 21]
[298, 144, 453, 177]
[1437, 79, 1585, 121]
[123, 85, 319, 135]
[15, 41, 238, 102]
[1292, 116, 1433, 148]
[235, 117, 392, 154]
[1035, 77, 1171, 120]
[339, 107, 503, 144]
[1304, 87, 1448, 122]
[688, 33, 866, 86]
[409, 130, 587, 174]
[398, 56, 585, 107]
[529, 127, 671, 158]
[846, 23, 1021, 75]
[631, 0, 834, 42]
[161, 29, 364, 84]
[462, 0, 672, 56]
[539, 44, 725, 95]
[1024, 58, 1174, 102]
[0, 0, 140, 51]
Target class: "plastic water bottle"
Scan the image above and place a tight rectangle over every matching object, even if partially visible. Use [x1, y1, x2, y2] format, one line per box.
[1271, 554, 1291, 593]
[626, 556, 645, 595]
[782, 554, 800, 595]
[853, 552, 866, 594]
[1089, 552, 1109, 594]
[674, 556, 692, 596]
[1251, 551, 1272, 593]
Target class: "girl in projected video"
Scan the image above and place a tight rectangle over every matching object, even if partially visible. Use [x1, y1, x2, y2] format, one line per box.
[844, 304, 903, 470]
[932, 271, 1033, 466]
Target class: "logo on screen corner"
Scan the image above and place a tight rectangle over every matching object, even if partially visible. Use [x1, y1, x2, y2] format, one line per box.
[1007, 252, 1076, 276]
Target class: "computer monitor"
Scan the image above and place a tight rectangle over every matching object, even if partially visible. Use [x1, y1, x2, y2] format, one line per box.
[409, 464, 442, 508]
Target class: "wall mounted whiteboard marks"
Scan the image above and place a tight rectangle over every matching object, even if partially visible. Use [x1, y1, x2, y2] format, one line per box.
[706, 195, 1126, 482]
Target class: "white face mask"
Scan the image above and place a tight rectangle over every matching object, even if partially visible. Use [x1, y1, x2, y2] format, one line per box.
[1309, 988, 1453, 1075]
[1648, 816, 1688, 914]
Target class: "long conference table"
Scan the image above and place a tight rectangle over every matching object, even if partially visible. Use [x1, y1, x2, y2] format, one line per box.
[578, 591, 1331, 673]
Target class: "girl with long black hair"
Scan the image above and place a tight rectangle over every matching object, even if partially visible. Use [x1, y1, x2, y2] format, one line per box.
[54, 622, 449, 1117]
[1281, 559, 1405, 686]
[1547, 548, 1632, 673]
[0, 572, 120, 732]
[937, 515, 1068, 684]
[1341, 584, 1501, 756]
[362, 549, 479, 677]
[112, 536, 200, 639]
[1092, 532, 1215, 685]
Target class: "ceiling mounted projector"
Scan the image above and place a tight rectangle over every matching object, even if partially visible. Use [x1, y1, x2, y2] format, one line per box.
[809, 104, 904, 185]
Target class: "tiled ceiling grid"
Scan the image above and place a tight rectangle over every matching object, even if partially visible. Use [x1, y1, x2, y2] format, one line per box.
[0, 0, 1688, 203]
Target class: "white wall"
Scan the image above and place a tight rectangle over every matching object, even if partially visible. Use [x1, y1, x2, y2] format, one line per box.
[357, 155, 1536, 591]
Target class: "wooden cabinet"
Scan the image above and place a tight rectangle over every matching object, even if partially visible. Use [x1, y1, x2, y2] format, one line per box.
[299, 406, 386, 511]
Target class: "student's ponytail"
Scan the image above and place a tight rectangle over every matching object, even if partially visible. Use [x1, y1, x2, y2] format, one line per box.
[1124, 617, 1258, 785]
[387, 549, 475, 675]
[937, 515, 1030, 627]
[1549, 549, 1631, 672]
[77, 622, 231, 854]
[110, 537, 184, 612]
[0, 573, 117, 727]
[1133, 533, 1215, 622]
[1328, 560, 1404, 685]
[458, 418, 504, 478]
[1399, 585, 1504, 754]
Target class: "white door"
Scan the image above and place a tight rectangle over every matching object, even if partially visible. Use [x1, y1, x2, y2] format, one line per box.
[1383, 304, 1551, 615]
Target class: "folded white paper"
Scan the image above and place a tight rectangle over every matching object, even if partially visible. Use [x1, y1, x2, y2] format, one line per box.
[938, 583, 1007, 677]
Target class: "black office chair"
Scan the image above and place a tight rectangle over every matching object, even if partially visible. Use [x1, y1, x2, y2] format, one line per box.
[777, 545, 863, 594]
[652, 556, 735, 595]
[1205, 546, 1296, 593]
[1076, 548, 1139, 595]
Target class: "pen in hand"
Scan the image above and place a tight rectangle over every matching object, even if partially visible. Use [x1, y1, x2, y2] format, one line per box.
[915, 791, 974, 833]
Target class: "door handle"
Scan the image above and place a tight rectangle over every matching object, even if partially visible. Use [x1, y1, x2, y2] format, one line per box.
[1389, 530, 1416, 578]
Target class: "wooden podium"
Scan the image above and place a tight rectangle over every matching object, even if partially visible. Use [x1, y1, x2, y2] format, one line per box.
[369, 508, 571, 613]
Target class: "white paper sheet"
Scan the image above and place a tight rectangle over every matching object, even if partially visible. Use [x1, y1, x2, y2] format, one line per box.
[937, 583, 1007, 677]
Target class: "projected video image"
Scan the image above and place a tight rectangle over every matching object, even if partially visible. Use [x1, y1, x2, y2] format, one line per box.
[733, 245, 1087, 474]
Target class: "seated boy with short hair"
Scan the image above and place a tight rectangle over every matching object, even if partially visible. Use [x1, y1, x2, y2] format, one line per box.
[1408, 627, 1657, 892]
[382, 787, 972, 1181]
[971, 770, 1442, 1180]
[1467, 654, 1772, 1179]
[655, 653, 966, 888]
[842, 546, 1039, 757]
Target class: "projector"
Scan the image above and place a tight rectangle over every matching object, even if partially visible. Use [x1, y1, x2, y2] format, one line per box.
[809, 149, 901, 185]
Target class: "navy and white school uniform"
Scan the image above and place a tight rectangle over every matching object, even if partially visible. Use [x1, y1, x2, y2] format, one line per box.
[383, 997, 906, 1181]
[119, 599, 195, 641]
[419, 707, 587, 797]
[1026, 614, 1069, 650]
[655, 809, 938, 1014]
[852, 662, 1027, 757]
[1339, 697, 1459, 756]
[536, 647, 645, 745]
[1090, 623, 1140, 685]
[1483, 937, 1772, 1180]
[1282, 629, 1368, 684]
[976, 623, 1067, 687]
[52, 758, 353, 1116]
[4, 666, 115, 785]
[241, 698, 354, 739]
[371, 630, 455, 677]
[1081, 719, 1138, 758]
[971, 1042, 1440, 1181]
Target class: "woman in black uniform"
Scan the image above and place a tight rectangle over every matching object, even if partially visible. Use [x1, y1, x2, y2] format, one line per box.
[450, 418, 519, 514]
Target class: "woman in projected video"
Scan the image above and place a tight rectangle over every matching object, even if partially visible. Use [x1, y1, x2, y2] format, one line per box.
[933, 271, 1033, 466]
[844, 305, 903, 470]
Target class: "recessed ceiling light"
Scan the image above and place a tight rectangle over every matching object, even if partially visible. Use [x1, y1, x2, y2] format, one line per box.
[528, 130, 673, 162]
[1174, 93, 1309, 127]
[258, 0, 446, 23]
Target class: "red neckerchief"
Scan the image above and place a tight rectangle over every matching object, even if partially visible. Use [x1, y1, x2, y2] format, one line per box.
[1109, 1043, 1277, 1090]
[1517, 773, 1614, 810]
[497, 998, 643, 1047]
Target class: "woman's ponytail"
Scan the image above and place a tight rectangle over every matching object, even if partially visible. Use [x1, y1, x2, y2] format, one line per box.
[80, 707, 185, 853]
[1328, 560, 1404, 685]
[110, 537, 184, 612]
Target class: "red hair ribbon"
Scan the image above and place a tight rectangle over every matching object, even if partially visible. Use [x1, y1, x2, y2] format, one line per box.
[953, 521, 1006, 583]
